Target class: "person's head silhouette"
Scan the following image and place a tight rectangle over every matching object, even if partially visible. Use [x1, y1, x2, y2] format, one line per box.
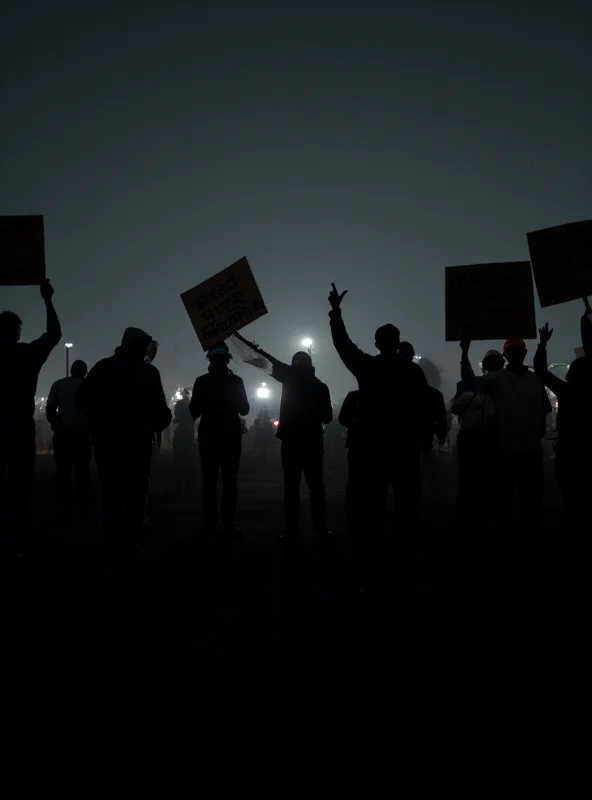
[0, 311, 22, 345]
[503, 339, 527, 367]
[375, 323, 400, 356]
[120, 327, 152, 360]
[70, 359, 88, 379]
[206, 342, 231, 371]
[398, 341, 415, 362]
[482, 350, 504, 374]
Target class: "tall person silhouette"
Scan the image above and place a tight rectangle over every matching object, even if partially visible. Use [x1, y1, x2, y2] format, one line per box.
[190, 343, 249, 536]
[0, 279, 61, 556]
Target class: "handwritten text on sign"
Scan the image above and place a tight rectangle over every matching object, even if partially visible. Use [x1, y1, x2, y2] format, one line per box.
[0, 215, 46, 286]
[181, 257, 267, 349]
[445, 261, 536, 342]
[527, 220, 592, 308]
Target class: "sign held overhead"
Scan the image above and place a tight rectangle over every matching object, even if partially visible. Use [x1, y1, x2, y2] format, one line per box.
[445, 261, 536, 342]
[0, 215, 46, 286]
[527, 220, 592, 308]
[181, 256, 268, 350]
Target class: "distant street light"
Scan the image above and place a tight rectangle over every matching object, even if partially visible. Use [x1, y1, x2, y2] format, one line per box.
[65, 342, 73, 376]
[256, 384, 271, 400]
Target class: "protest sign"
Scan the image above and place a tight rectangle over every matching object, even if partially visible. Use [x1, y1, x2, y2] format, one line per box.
[527, 220, 592, 307]
[0, 215, 46, 285]
[445, 261, 536, 342]
[181, 257, 267, 350]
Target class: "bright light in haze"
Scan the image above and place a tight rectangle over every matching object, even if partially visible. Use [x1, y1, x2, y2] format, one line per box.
[256, 386, 271, 400]
[65, 342, 73, 349]
[301, 337, 313, 349]
[261, 381, 267, 387]
[413, 354, 421, 362]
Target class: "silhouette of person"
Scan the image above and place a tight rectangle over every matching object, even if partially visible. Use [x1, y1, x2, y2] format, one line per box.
[461, 338, 551, 529]
[328, 284, 429, 538]
[398, 342, 448, 456]
[0, 279, 61, 555]
[534, 315, 592, 534]
[451, 349, 504, 528]
[234, 332, 333, 538]
[339, 389, 361, 534]
[190, 342, 249, 535]
[172, 388, 196, 494]
[46, 359, 91, 514]
[76, 327, 171, 555]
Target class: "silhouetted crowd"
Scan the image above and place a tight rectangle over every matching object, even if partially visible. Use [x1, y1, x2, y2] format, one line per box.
[1, 281, 591, 579]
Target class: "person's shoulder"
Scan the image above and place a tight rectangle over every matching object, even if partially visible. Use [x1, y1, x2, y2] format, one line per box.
[51, 376, 68, 389]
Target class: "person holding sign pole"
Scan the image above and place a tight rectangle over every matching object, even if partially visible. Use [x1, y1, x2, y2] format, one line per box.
[460, 338, 551, 530]
[0, 279, 61, 557]
[533, 301, 592, 535]
[190, 342, 249, 536]
[233, 331, 333, 539]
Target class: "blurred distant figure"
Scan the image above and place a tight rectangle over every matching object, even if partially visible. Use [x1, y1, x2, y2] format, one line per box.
[172, 388, 196, 494]
[461, 338, 551, 529]
[0, 279, 61, 556]
[234, 332, 333, 539]
[76, 327, 171, 556]
[46, 359, 91, 515]
[452, 349, 504, 528]
[339, 389, 361, 534]
[190, 342, 249, 535]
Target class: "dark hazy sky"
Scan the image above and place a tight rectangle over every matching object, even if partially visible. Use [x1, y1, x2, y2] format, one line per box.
[1, 1, 591, 404]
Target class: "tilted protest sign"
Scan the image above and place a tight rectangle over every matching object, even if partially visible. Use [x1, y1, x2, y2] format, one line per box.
[445, 261, 536, 342]
[0, 215, 46, 285]
[181, 257, 268, 350]
[527, 220, 592, 308]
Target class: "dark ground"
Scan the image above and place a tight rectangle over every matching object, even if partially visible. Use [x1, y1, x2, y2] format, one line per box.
[1, 447, 586, 774]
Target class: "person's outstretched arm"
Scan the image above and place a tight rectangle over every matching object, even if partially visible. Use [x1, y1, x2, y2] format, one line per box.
[534, 323, 566, 398]
[232, 331, 290, 382]
[460, 341, 496, 395]
[29, 280, 62, 362]
[328, 283, 367, 378]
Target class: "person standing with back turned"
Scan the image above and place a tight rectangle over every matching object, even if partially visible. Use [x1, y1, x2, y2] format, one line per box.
[327, 283, 429, 584]
[234, 331, 333, 539]
[190, 342, 249, 536]
[0, 279, 61, 557]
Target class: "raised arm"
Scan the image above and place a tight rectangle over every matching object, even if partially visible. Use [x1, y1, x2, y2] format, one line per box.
[29, 280, 62, 362]
[328, 283, 368, 378]
[232, 331, 283, 369]
[534, 323, 567, 399]
[460, 340, 496, 396]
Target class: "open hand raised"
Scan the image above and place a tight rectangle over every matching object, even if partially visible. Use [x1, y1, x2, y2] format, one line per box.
[538, 322, 554, 346]
[328, 282, 348, 309]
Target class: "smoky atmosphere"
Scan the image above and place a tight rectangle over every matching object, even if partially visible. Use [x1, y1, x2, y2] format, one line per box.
[1, 1, 591, 401]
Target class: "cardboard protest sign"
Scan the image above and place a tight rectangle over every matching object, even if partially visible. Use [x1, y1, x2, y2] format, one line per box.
[527, 220, 592, 308]
[445, 261, 536, 342]
[181, 257, 267, 350]
[0, 215, 46, 285]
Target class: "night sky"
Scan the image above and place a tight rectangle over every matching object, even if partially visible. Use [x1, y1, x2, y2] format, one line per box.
[1, 1, 591, 406]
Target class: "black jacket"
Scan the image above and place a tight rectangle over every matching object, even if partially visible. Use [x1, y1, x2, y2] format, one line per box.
[76, 346, 171, 439]
[338, 390, 360, 450]
[190, 369, 249, 437]
[271, 362, 333, 442]
[330, 309, 429, 447]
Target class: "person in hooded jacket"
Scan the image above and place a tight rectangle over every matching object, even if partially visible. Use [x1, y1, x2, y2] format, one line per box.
[76, 327, 171, 553]
[190, 342, 249, 535]
[233, 331, 333, 538]
[534, 310, 592, 534]
[328, 284, 429, 535]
